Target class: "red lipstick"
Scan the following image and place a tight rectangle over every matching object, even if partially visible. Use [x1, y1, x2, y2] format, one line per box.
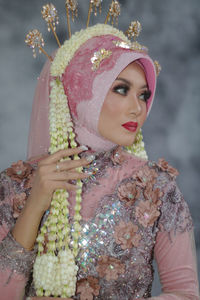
[122, 121, 138, 132]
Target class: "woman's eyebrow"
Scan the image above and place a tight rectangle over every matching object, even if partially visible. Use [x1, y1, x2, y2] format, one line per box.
[115, 77, 148, 89]
[115, 77, 131, 86]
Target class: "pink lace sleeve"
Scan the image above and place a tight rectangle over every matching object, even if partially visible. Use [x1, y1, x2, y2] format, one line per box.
[136, 176, 200, 300]
[0, 168, 36, 299]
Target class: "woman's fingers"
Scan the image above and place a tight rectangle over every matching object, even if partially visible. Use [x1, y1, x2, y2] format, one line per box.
[52, 155, 95, 172]
[47, 170, 90, 181]
[39, 147, 88, 166]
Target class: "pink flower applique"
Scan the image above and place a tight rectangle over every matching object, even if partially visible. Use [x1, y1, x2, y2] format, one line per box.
[151, 188, 163, 207]
[134, 165, 158, 188]
[157, 158, 179, 178]
[24, 170, 36, 189]
[114, 221, 141, 249]
[6, 160, 33, 183]
[77, 276, 100, 300]
[143, 181, 163, 206]
[13, 192, 27, 218]
[111, 147, 127, 165]
[143, 182, 153, 201]
[118, 181, 140, 206]
[96, 255, 125, 281]
[135, 200, 160, 227]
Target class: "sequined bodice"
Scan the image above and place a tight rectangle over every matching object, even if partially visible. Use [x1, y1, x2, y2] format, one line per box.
[77, 197, 155, 299]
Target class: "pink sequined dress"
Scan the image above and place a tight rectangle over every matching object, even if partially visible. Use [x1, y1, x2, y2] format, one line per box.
[0, 147, 199, 300]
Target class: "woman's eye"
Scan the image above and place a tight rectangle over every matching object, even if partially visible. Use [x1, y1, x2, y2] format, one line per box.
[139, 90, 151, 102]
[113, 85, 129, 96]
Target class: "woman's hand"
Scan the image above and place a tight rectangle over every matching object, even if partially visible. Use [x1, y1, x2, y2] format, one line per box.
[27, 147, 93, 214]
[12, 146, 93, 250]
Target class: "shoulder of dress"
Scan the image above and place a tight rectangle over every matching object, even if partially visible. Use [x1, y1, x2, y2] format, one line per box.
[147, 157, 179, 180]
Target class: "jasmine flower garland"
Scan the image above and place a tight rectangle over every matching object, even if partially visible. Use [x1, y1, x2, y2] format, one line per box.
[33, 79, 82, 298]
[125, 129, 148, 160]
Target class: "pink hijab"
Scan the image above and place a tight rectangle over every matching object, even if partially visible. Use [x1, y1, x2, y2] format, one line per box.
[27, 33, 156, 159]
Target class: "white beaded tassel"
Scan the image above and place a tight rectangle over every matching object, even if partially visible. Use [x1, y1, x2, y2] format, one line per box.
[33, 79, 82, 298]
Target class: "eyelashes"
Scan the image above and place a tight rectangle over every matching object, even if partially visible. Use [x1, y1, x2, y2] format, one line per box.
[112, 84, 151, 102]
[139, 90, 151, 102]
[112, 84, 130, 96]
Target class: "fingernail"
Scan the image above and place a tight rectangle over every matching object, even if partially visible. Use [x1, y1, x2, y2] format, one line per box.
[79, 145, 88, 151]
[86, 155, 95, 162]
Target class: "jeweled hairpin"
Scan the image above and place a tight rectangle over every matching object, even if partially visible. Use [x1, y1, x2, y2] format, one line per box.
[41, 4, 61, 48]
[87, 0, 102, 28]
[154, 60, 162, 76]
[25, 29, 53, 61]
[65, 0, 78, 38]
[105, 0, 121, 26]
[91, 48, 112, 71]
[126, 21, 142, 41]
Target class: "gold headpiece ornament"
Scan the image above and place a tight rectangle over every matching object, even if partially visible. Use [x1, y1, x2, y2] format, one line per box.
[87, 0, 102, 28]
[25, 0, 161, 75]
[105, 0, 121, 25]
[41, 4, 61, 47]
[65, 0, 78, 38]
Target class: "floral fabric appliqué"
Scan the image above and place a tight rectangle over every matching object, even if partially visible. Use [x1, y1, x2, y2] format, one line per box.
[111, 147, 127, 165]
[77, 276, 100, 300]
[134, 165, 158, 188]
[118, 181, 140, 206]
[157, 158, 179, 178]
[6, 160, 33, 183]
[96, 255, 125, 281]
[135, 200, 160, 227]
[114, 221, 141, 249]
[13, 192, 27, 218]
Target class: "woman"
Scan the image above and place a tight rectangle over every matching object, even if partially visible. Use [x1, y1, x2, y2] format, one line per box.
[0, 19, 199, 300]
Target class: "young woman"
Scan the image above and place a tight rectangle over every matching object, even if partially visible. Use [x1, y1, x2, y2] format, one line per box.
[0, 18, 199, 300]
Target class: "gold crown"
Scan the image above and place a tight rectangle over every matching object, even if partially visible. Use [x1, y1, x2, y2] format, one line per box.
[25, 0, 161, 75]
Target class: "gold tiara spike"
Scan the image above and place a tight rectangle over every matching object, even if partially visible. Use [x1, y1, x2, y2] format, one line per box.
[126, 21, 142, 41]
[25, 29, 53, 61]
[87, 0, 102, 28]
[65, 0, 78, 39]
[115, 21, 148, 53]
[105, 0, 121, 26]
[41, 4, 61, 47]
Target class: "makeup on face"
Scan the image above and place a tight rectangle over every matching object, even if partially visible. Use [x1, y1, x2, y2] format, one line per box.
[98, 61, 150, 147]
[122, 121, 138, 132]
[112, 78, 151, 104]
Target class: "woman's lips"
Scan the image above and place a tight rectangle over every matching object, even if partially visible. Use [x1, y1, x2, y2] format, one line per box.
[122, 122, 138, 132]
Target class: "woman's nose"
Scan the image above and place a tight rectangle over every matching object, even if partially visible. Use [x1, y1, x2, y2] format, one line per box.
[129, 95, 142, 116]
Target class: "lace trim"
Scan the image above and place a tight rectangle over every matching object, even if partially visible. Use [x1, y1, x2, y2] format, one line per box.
[0, 232, 37, 278]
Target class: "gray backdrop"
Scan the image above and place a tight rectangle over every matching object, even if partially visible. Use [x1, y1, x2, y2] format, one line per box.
[0, 0, 199, 295]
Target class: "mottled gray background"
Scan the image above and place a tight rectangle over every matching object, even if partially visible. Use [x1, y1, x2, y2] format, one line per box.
[0, 0, 199, 295]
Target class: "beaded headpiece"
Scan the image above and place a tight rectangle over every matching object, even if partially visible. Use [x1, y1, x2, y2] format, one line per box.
[26, 1, 161, 298]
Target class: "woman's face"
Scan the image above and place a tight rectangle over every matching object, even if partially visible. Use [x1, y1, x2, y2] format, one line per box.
[98, 61, 151, 146]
